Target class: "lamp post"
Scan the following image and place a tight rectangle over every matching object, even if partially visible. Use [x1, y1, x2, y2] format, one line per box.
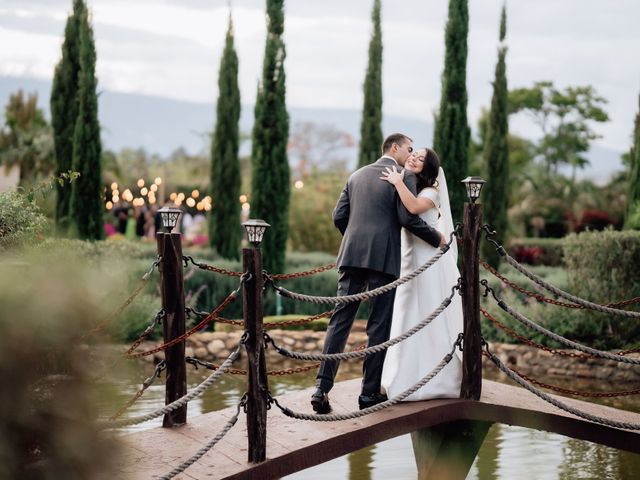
[460, 177, 486, 401]
[156, 204, 187, 427]
[241, 219, 270, 463]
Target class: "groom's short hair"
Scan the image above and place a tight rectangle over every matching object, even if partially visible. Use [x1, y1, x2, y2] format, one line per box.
[382, 133, 413, 154]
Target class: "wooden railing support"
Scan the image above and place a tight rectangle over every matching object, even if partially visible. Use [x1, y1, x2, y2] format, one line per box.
[460, 202, 483, 400]
[243, 247, 268, 463]
[157, 231, 187, 427]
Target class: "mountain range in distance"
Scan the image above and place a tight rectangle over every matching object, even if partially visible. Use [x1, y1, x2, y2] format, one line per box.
[0, 75, 625, 182]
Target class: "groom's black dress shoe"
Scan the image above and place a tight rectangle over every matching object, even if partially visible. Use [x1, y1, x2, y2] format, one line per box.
[311, 388, 332, 414]
[358, 392, 388, 410]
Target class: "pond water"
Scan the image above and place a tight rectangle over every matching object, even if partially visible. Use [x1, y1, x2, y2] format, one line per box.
[101, 357, 640, 479]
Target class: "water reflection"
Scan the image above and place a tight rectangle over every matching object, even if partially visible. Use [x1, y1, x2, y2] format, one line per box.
[100, 359, 640, 478]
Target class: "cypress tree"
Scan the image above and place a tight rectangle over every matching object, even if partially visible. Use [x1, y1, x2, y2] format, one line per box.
[357, 0, 383, 168]
[626, 94, 640, 228]
[251, 0, 290, 274]
[481, 4, 509, 268]
[69, 7, 103, 240]
[209, 16, 241, 259]
[51, 0, 85, 232]
[433, 0, 470, 223]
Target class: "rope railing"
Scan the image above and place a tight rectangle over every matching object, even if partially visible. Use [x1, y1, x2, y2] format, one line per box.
[265, 283, 458, 362]
[123, 309, 165, 356]
[100, 340, 244, 429]
[269, 236, 455, 305]
[108, 361, 166, 421]
[187, 356, 321, 376]
[158, 395, 247, 480]
[498, 250, 640, 319]
[481, 259, 640, 310]
[269, 338, 460, 421]
[485, 343, 640, 430]
[482, 281, 640, 366]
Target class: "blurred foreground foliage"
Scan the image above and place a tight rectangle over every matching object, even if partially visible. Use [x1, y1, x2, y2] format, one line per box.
[0, 252, 121, 479]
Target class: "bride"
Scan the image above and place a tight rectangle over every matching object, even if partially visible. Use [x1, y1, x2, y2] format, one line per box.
[379, 147, 463, 401]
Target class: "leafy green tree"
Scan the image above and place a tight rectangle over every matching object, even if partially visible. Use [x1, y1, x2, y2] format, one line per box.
[209, 15, 241, 260]
[481, 4, 509, 268]
[625, 93, 640, 229]
[51, 0, 85, 231]
[251, 0, 290, 273]
[69, 8, 103, 240]
[357, 0, 383, 168]
[509, 81, 609, 181]
[433, 0, 470, 223]
[0, 91, 54, 187]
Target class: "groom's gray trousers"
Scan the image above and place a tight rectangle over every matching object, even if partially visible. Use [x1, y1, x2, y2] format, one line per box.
[316, 266, 396, 396]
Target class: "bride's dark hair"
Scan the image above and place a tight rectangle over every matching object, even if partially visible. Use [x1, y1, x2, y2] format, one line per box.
[416, 148, 441, 191]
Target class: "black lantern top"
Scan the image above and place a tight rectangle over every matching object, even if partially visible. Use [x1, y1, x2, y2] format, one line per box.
[158, 205, 182, 233]
[461, 176, 486, 204]
[242, 219, 270, 247]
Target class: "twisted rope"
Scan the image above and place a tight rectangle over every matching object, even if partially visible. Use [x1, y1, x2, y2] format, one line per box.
[486, 347, 640, 430]
[503, 253, 640, 318]
[99, 342, 243, 429]
[483, 282, 640, 366]
[271, 244, 451, 305]
[266, 287, 457, 361]
[271, 341, 459, 421]
[157, 397, 245, 480]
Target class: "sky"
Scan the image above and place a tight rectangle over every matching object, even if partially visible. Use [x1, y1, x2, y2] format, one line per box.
[0, 0, 639, 153]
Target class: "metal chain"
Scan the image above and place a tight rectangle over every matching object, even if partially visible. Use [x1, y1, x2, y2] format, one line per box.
[269, 236, 455, 305]
[123, 309, 166, 356]
[485, 344, 640, 430]
[158, 395, 246, 480]
[187, 356, 321, 376]
[480, 307, 594, 360]
[100, 341, 245, 429]
[270, 263, 336, 280]
[125, 286, 241, 359]
[503, 253, 640, 318]
[489, 356, 640, 398]
[108, 361, 167, 420]
[184, 255, 336, 280]
[266, 285, 458, 361]
[269, 339, 459, 421]
[82, 257, 162, 338]
[481, 258, 640, 310]
[187, 309, 333, 330]
[482, 281, 640, 366]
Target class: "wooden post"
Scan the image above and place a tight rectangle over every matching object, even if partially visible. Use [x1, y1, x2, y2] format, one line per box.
[460, 202, 483, 400]
[243, 247, 268, 463]
[157, 232, 187, 427]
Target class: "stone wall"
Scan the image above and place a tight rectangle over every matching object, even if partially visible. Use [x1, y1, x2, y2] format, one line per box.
[138, 332, 640, 383]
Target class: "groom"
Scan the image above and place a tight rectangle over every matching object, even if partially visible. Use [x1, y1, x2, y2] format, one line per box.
[311, 133, 445, 413]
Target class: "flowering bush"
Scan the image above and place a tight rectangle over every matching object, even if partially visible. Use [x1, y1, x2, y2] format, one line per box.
[0, 191, 48, 249]
[574, 209, 618, 232]
[512, 245, 545, 265]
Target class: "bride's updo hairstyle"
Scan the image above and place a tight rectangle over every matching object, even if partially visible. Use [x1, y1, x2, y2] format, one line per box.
[416, 148, 441, 191]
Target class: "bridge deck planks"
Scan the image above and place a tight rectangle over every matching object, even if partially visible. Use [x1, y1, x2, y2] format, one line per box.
[116, 379, 640, 479]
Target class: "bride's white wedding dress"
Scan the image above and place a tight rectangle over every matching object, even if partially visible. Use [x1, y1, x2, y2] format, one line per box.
[381, 170, 463, 401]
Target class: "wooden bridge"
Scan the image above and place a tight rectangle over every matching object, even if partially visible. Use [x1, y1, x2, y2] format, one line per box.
[117, 378, 640, 479]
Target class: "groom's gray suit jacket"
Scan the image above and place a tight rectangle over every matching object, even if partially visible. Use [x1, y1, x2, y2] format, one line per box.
[333, 156, 441, 278]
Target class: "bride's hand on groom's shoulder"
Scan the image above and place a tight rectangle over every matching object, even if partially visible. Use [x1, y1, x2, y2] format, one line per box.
[380, 166, 404, 186]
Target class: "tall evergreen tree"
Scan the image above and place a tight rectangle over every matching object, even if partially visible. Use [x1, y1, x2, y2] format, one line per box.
[51, 0, 85, 232]
[626, 94, 640, 228]
[357, 0, 383, 168]
[209, 16, 241, 259]
[481, 4, 509, 268]
[251, 0, 290, 274]
[69, 7, 103, 240]
[433, 0, 470, 223]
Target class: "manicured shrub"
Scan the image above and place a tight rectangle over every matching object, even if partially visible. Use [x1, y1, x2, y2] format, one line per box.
[0, 191, 49, 249]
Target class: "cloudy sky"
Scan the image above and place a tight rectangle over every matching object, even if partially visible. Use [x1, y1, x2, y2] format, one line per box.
[0, 0, 639, 153]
